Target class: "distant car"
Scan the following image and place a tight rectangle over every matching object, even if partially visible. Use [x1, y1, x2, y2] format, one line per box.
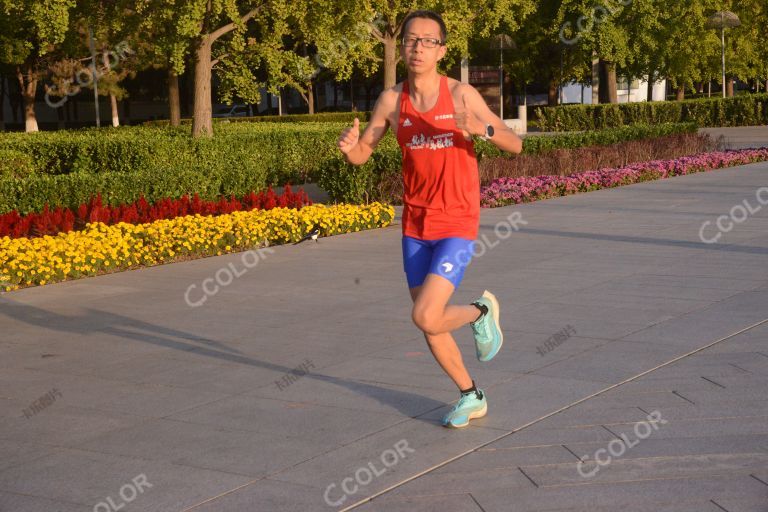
[213, 104, 253, 118]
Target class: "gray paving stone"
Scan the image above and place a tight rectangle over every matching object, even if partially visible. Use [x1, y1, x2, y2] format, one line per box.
[188, 477, 361, 512]
[522, 453, 768, 487]
[0, 491, 86, 512]
[469, 474, 767, 512]
[166, 393, 405, 446]
[3, 160, 768, 510]
[562, 433, 768, 461]
[485, 424, 619, 449]
[74, 418, 323, 478]
[604, 415, 768, 440]
[353, 493, 485, 512]
[0, 448, 252, 511]
[531, 341, 683, 384]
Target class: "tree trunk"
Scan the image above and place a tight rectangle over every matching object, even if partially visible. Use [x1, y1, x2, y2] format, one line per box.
[192, 39, 213, 137]
[591, 54, 599, 104]
[383, 36, 398, 90]
[726, 77, 734, 97]
[365, 81, 374, 110]
[307, 80, 315, 114]
[168, 67, 181, 126]
[598, 60, 617, 104]
[102, 51, 119, 127]
[676, 85, 685, 101]
[0, 75, 5, 131]
[547, 79, 558, 106]
[17, 66, 38, 133]
[646, 73, 654, 101]
[56, 103, 65, 130]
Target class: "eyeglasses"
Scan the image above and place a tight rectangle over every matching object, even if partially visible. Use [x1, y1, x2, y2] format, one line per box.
[401, 36, 444, 49]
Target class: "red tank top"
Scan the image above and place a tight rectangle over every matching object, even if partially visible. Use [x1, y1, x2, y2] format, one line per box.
[396, 75, 480, 241]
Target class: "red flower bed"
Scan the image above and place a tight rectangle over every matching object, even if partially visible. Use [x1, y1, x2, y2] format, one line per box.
[0, 184, 312, 239]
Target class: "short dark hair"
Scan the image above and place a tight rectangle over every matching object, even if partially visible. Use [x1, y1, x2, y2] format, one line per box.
[401, 10, 447, 43]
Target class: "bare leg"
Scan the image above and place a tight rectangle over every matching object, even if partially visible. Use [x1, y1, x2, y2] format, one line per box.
[409, 274, 476, 390]
[411, 274, 482, 335]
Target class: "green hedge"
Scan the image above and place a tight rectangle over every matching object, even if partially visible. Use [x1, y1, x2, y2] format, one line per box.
[536, 94, 768, 132]
[0, 121, 698, 213]
[143, 111, 374, 127]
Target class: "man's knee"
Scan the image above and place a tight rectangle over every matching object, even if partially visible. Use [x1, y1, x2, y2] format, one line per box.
[411, 304, 440, 335]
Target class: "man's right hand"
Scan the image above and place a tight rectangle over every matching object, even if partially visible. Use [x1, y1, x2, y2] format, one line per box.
[337, 118, 360, 155]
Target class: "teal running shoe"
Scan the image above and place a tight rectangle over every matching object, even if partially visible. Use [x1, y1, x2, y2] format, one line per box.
[471, 290, 503, 362]
[442, 389, 487, 428]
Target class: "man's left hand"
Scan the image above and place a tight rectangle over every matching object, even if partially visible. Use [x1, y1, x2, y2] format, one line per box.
[454, 94, 486, 137]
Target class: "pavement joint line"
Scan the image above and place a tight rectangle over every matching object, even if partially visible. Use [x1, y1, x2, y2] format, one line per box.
[710, 499, 730, 511]
[529, 471, 752, 490]
[468, 492, 487, 511]
[728, 363, 750, 373]
[751, 473, 768, 487]
[340, 316, 768, 511]
[600, 424, 622, 440]
[560, 444, 584, 462]
[700, 376, 727, 389]
[672, 390, 697, 405]
[517, 467, 539, 488]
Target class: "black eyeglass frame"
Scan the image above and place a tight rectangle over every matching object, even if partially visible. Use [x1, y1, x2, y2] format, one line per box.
[400, 36, 446, 48]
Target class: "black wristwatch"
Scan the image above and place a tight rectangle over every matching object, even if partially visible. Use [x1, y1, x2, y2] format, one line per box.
[479, 123, 495, 141]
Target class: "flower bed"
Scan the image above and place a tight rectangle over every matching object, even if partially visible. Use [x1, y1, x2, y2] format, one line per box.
[0, 202, 394, 291]
[480, 149, 768, 208]
[0, 184, 311, 239]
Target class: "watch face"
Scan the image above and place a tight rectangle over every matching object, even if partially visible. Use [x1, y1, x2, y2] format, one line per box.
[487, 125, 495, 138]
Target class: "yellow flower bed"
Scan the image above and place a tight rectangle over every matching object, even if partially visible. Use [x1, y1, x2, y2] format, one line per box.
[0, 202, 395, 291]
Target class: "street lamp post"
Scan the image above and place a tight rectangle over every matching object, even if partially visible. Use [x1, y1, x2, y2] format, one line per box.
[706, 11, 741, 99]
[490, 35, 515, 119]
[88, 26, 101, 128]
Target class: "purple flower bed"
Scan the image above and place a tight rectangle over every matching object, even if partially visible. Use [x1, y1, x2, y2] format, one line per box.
[480, 148, 768, 208]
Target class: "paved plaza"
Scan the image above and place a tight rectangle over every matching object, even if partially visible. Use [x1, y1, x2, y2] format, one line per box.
[1, 141, 767, 511]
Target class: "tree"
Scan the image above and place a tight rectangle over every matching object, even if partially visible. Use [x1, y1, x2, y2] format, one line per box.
[70, 0, 140, 127]
[168, 0, 289, 137]
[285, 0, 379, 114]
[720, 0, 768, 95]
[556, 0, 636, 104]
[503, 0, 588, 106]
[0, 0, 75, 132]
[657, 0, 720, 100]
[135, 0, 193, 126]
[360, 0, 535, 90]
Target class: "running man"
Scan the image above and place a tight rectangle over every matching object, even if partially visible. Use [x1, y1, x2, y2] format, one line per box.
[337, 10, 523, 428]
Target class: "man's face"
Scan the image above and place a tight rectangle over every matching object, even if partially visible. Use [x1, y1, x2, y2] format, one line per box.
[400, 17, 446, 73]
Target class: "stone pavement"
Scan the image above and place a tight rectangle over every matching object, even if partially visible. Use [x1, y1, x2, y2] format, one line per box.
[1, 160, 767, 512]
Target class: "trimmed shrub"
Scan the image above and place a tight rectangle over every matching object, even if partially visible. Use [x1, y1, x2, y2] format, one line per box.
[0, 121, 698, 212]
[536, 94, 768, 131]
[143, 111, 374, 127]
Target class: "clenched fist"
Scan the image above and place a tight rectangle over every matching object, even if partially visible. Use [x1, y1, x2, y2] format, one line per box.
[453, 94, 484, 137]
[337, 118, 360, 155]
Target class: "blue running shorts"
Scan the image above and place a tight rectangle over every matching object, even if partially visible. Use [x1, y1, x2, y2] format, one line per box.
[402, 236, 477, 289]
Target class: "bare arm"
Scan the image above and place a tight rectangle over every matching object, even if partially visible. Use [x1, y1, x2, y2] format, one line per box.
[454, 84, 523, 154]
[337, 89, 397, 166]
